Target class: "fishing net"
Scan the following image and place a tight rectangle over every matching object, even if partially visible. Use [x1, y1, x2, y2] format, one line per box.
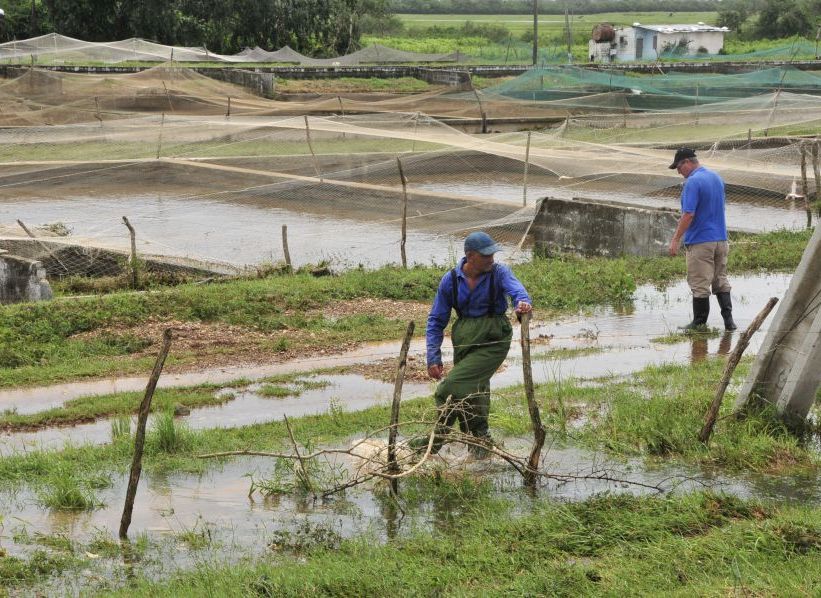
[0, 62, 818, 283]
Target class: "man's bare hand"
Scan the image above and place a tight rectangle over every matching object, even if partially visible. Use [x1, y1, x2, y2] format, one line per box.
[515, 301, 532, 314]
[427, 364, 444, 380]
[669, 238, 680, 256]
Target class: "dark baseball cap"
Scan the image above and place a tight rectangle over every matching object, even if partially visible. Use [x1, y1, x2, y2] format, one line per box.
[464, 231, 501, 255]
[669, 148, 697, 169]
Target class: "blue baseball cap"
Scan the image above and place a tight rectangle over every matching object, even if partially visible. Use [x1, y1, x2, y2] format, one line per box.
[464, 231, 501, 255]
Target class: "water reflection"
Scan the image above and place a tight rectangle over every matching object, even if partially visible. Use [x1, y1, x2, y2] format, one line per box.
[689, 332, 734, 364]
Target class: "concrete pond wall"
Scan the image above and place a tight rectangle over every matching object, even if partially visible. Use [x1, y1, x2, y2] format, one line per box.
[0, 253, 53, 304]
[532, 196, 679, 257]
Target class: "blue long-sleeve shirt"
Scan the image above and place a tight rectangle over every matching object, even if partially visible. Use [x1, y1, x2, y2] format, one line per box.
[426, 258, 531, 366]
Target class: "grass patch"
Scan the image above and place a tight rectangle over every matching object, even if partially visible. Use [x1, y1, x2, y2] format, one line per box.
[0, 550, 78, 587]
[147, 412, 194, 454]
[651, 327, 722, 344]
[256, 384, 299, 398]
[577, 357, 819, 472]
[276, 76, 430, 94]
[36, 467, 107, 511]
[531, 346, 606, 361]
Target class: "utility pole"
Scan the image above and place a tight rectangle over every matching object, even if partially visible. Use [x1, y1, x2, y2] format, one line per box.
[532, 0, 538, 66]
[816, 25, 820, 60]
[565, 6, 573, 63]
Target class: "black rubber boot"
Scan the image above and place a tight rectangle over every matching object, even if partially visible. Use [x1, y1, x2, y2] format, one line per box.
[716, 292, 737, 331]
[682, 297, 710, 330]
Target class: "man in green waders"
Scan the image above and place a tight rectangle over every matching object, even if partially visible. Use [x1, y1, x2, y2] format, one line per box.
[421, 231, 532, 458]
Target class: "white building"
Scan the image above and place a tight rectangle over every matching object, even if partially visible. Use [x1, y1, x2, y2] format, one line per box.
[589, 23, 729, 63]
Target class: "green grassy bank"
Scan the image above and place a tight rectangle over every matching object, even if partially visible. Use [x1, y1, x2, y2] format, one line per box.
[0, 228, 810, 389]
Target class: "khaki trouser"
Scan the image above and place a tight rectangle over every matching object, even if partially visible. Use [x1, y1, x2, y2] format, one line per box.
[685, 241, 731, 298]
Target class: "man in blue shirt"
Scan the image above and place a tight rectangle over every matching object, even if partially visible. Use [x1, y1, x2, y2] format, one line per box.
[421, 231, 532, 457]
[668, 148, 736, 331]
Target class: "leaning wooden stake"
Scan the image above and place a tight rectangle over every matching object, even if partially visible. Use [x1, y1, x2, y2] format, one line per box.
[388, 321, 415, 480]
[304, 115, 322, 182]
[520, 312, 546, 485]
[119, 328, 173, 539]
[122, 216, 138, 289]
[698, 297, 779, 445]
[396, 157, 409, 269]
[522, 131, 532, 207]
[281, 224, 292, 271]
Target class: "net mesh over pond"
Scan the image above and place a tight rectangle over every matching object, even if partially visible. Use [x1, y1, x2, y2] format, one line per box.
[0, 63, 818, 279]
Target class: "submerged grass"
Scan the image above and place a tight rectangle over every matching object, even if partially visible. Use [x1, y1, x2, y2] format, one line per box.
[147, 412, 194, 454]
[0, 228, 809, 389]
[36, 466, 108, 511]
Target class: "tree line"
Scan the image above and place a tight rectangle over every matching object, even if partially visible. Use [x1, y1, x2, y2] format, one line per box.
[0, 0, 817, 54]
[0, 0, 391, 56]
[718, 0, 819, 39]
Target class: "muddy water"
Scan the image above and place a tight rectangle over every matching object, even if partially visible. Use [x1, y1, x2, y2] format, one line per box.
[0, 272, 792, 454]
[0, 194, 464, 269]
[0, 375, 432, 454]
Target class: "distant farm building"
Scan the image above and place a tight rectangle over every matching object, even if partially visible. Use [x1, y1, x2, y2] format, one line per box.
[589, 23, 729, 62]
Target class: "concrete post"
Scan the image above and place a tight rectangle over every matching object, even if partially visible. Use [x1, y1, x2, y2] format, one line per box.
[734, 223, 821, 423]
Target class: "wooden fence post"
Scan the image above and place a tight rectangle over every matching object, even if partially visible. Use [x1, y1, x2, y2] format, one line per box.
[396, 157, 409, 269]
[304, 115, 322, 182]
[801, 142, 812, 228]
[388, 321, 415, 487]
[281, 224, 292, 271]
[520, 312, 545, 485]
[122, 216, 138, 289]
[119, 328, 173, 539]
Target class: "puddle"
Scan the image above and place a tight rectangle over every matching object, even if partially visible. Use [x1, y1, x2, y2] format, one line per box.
[0, 375, 432, 454]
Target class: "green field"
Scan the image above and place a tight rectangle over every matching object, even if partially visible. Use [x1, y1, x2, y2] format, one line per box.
[397, 11, 720, 35]
[365, 11, 724, 63]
